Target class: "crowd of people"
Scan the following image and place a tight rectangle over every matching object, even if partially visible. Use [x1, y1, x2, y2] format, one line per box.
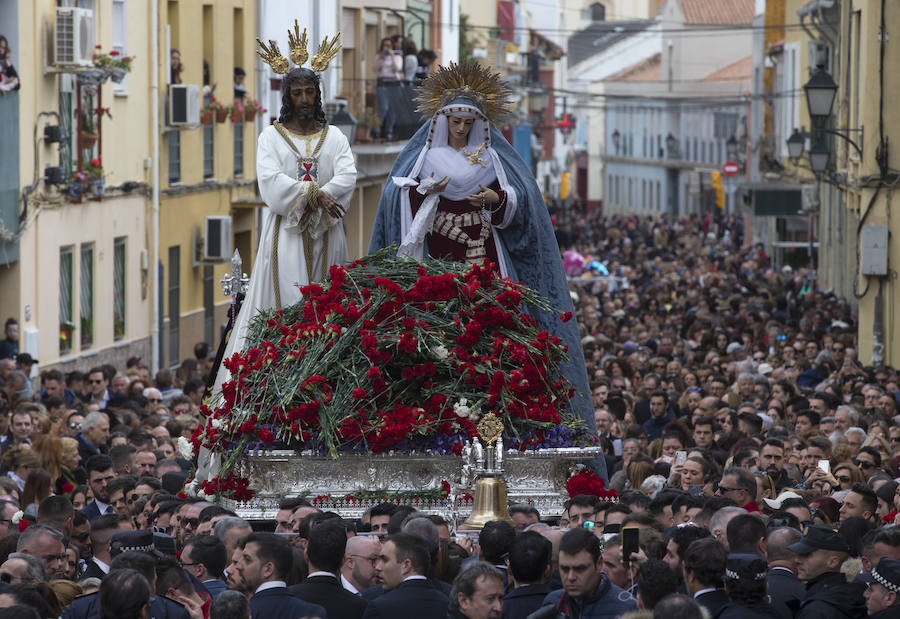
[0, 211, 895, 619]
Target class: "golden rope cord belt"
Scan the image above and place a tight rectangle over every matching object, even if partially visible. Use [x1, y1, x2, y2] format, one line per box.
[271, 122, 330, 310]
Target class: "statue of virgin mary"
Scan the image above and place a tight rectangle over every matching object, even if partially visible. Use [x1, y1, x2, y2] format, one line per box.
[369, 63, 604, 478]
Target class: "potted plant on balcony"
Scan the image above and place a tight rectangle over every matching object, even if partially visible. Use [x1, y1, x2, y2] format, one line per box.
[243, 98, 267, 121]
[230, 100, 245, 123]
[202, 97, 226, 124]
[91, 45, 135, 83]
[84, 157, 105, 198]
[355, 107, 380, 142]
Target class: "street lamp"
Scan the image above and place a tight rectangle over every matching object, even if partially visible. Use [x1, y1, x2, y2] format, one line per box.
[611, 129, 620, 154]
[803, 65, 838, 121]
[786, 128, 805, 159]
[726, 135, 738, 158]
[808, 140, 830, 175]
[665, 133, 678, 158]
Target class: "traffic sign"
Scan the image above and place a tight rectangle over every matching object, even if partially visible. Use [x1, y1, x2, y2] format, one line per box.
[722, 160, 739, 177]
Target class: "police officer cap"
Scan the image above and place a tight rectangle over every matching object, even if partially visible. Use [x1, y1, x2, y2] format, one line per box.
[787, 524, 850, 554]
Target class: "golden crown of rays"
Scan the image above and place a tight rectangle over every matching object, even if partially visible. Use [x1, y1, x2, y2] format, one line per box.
[415, 61, 513, 125]
[256, 20, 341, 75]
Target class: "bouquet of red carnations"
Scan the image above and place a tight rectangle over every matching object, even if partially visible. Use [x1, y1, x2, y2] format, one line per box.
[193, 249, 593, 496]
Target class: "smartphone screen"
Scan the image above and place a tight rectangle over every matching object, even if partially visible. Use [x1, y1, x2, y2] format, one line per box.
[622, 526, 639, 564]
[674, 451, 687, 466]
[818, 460, 830, 474]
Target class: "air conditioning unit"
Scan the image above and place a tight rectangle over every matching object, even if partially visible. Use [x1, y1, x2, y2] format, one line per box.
[168, 84, 201, 127]
[55, 7, 94, 67]
[203, 216, 233, 262]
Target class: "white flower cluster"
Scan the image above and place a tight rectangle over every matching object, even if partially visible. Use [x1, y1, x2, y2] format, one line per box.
[183, 478, 201, 498]
[177, 436, 195, 460]
[453, 398, 481, 422]
[10, 510, 23, 525]
[433, 344, 449, 360]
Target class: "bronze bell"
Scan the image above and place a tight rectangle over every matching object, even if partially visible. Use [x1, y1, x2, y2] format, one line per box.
[464, 475, 514, 529]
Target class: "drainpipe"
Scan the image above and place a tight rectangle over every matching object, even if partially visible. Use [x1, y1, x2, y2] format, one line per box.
[150, 0, 160, 373]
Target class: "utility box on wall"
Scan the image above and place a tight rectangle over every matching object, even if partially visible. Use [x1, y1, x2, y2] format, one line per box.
[861, 225, 889, 276]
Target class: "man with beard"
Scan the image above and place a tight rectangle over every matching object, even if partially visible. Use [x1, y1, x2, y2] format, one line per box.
[211, 64, 357, 393]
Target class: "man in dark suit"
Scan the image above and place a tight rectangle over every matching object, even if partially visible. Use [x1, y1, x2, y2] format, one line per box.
[288, 520, 367, 619]
[502, 531, 552, 619]
[234, 532, 326, 619]
[80, 455, 115, 522]
[181, 535, 229, 599]
[683, 537, 730, 618]
[80, 514, 126, 580]
[766, 527, 805, 619]
[362, 533, 449, 619]
[63, 551, 190, 619]
[76, 410, 110, 464]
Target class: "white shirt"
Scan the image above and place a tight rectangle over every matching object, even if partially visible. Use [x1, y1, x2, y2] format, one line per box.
[341, 573, 360, 595]
[308, 571, 336, 580]
[255, 581, 287, 594]
[402, 575, 427, 583]
[693, 588, 717, 598]
[93, 557, 110, 575]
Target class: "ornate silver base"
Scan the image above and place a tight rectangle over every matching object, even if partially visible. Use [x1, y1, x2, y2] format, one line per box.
[221, 447, 601, 522]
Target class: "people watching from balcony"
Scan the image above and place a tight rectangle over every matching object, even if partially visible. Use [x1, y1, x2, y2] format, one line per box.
[0, 36, 19, 94]
[375, 37, 402, 141]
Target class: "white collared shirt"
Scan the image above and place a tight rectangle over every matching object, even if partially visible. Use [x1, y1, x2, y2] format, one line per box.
[341, 573, 360, 594]
[255, 580, 287, 593]
[402, 575, 427, 583]
[307, 571, 337, 580]
[93, 557, 110, 575]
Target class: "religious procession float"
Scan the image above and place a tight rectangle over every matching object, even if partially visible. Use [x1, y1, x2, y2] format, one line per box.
[183, 250, 611, 524]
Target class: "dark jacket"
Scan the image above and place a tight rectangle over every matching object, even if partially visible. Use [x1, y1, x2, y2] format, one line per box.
[202, 579, 228, 598]
[361, 577, 451, 602]
[361, 579, 449, 619]
[796, 571, 866, 619]
[694, 589, 730, 618]
[767, 566, 805, 619]
[643, 410, 675, 441]
[249, 586, 326, 619]
[81, 500, 112, 522]
[503, 583, 553, 619]
[715, 601, 782, 618]
[76, 432, 104, 464]
[289, 574, 367, 619]
[868, 607, 900, 619]
[63, 592, 190, 619]
[530, 574, 636, 619]
[80, 558, 107, 581]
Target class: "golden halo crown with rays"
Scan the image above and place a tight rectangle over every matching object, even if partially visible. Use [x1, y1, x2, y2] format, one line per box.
[415, 61, 513, 126]
[256, 20, 341, 75]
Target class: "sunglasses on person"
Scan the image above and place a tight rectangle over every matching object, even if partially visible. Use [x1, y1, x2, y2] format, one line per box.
[89, 379, 104, 384]
[147, 398, 162, 404]
[716, 484, 741, 493]
[835, 475, 851, 483]
[853, 460, 876, 470]
[69, 422, 82, 429]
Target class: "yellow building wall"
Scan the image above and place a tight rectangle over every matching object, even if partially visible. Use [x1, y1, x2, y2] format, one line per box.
[9, 1, 153, 366]
[843, 0, 900, 365]
[157, 0, 258, 361]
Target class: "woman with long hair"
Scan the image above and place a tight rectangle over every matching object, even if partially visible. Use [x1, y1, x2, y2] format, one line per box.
[21, 468, 52, 517]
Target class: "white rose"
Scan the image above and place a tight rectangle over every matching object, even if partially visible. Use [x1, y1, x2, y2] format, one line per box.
[434, 345, 449, 360]
[10, 511, 23, 524]
[211, 418, 223, 429]
[177, 436, 194, 460]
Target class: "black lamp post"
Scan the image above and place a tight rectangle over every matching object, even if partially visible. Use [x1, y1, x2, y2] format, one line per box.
[726, 135, 738, 159]
[803, 65, 838, 121]
[665, 133, 678, 158]
[786, 128, 805, 159]
[808, 140, 830, 175]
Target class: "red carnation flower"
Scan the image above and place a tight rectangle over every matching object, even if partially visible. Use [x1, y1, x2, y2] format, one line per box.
[560, 311, 573, 322]
[352, 388, 368, 400]
[61, 482, 75, 494]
